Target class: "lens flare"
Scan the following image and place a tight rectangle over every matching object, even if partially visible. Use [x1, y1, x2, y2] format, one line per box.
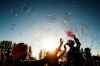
[41, 36, 58, 52]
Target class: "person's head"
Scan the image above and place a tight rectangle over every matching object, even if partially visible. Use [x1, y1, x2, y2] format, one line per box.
[12, 43, 28, 60]
[67, 40, 75, 47]
[84, 48, 91, 53]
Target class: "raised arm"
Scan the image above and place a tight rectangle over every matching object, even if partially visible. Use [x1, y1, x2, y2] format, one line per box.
[58, 38, 63, 51]
[73, 35, 81, 48]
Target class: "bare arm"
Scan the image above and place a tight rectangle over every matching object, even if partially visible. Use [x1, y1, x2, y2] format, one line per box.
[73, 35, 81, 48]
[58, 38, 63, 51]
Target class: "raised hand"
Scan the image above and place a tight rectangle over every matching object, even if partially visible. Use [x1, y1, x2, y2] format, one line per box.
[60, 38, 63, 45]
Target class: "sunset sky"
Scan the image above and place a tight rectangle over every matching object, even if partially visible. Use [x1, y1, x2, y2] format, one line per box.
[0, 0, 100, 59]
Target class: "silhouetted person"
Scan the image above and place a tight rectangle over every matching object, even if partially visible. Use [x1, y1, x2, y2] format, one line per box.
[45, 38, 66, 66]
[0, 48, 5, 64]
[64, 34, 81, 66]
[84, 48, 94, 66]
[12, 43, 28, 61]
[84, 48, 91, 59]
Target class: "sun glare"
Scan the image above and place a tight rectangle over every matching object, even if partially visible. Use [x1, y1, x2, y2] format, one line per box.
[42, 36, 58, 52]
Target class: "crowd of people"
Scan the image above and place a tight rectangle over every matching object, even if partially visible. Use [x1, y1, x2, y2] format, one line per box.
[0, 33, 100, 66]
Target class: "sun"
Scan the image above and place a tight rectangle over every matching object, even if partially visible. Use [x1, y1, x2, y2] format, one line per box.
[41, 36, 59, 52]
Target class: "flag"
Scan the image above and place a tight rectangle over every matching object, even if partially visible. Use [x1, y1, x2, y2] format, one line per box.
[65, 31, 74, 37]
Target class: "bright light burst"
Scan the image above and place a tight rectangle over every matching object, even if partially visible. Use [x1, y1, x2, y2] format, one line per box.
[41, 36, 59, 52]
